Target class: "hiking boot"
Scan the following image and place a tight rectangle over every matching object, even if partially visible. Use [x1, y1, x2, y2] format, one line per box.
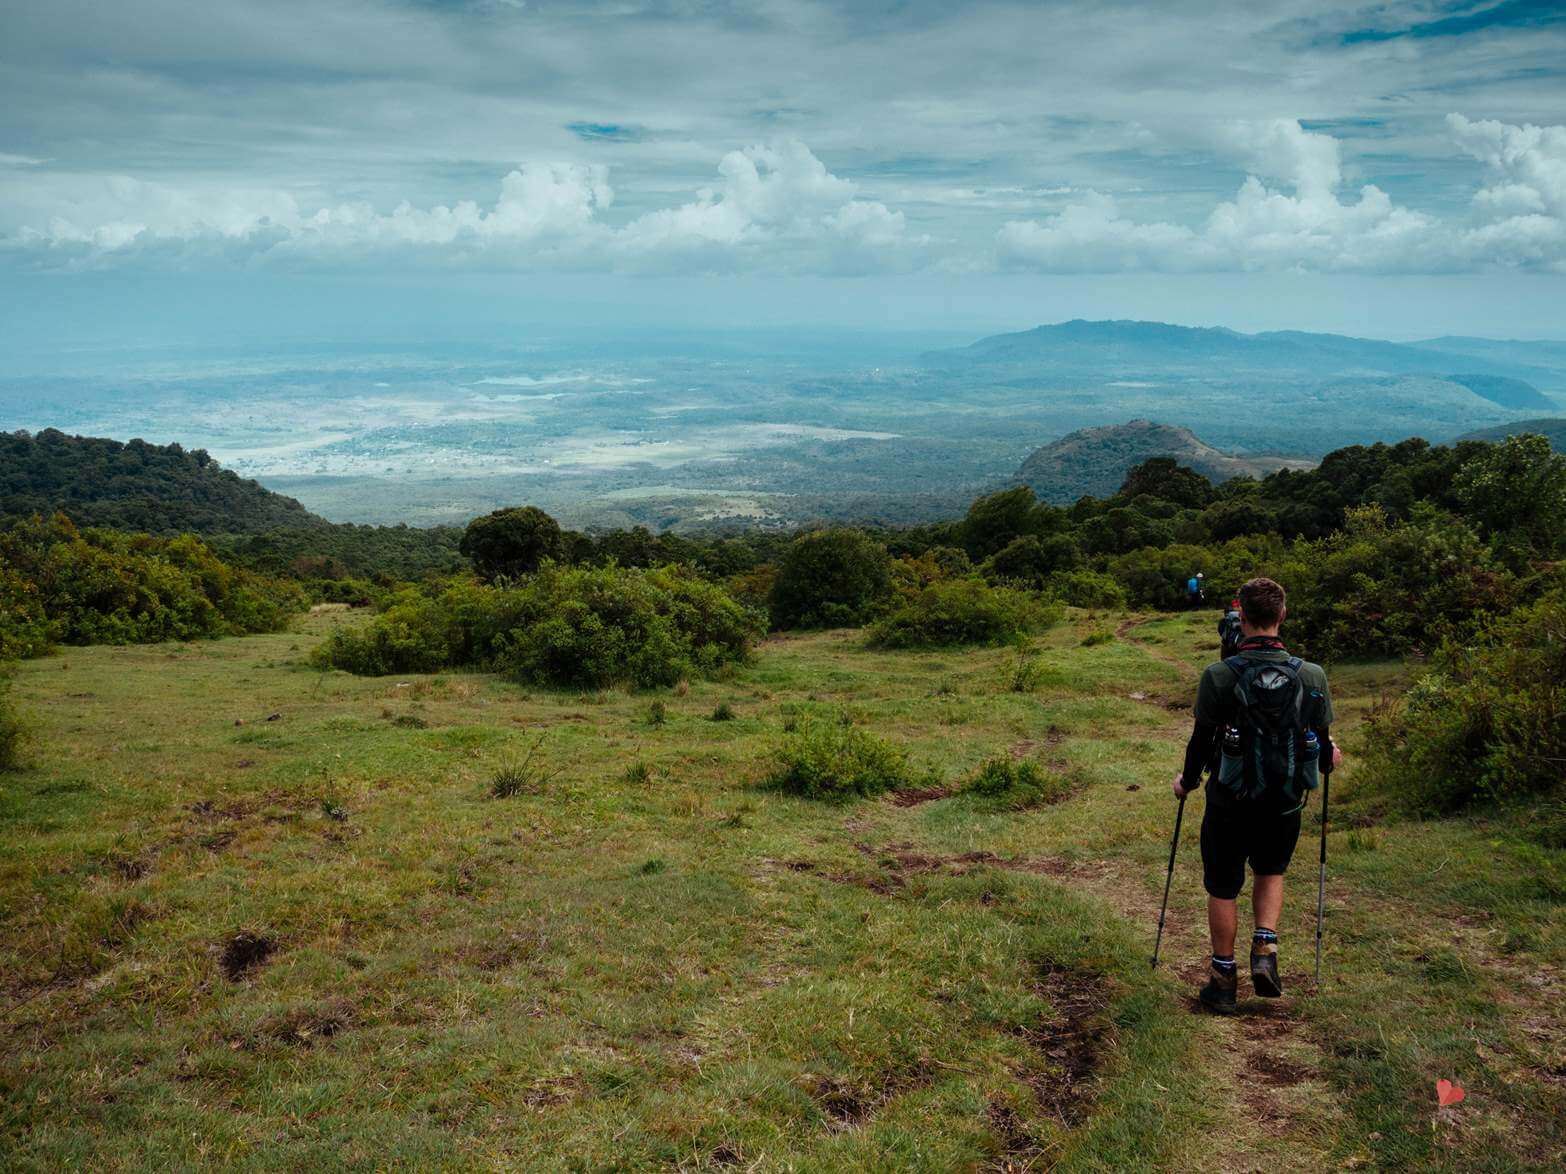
[1251, 940, 1282, 998]
[1198, 963, 1237, 1014]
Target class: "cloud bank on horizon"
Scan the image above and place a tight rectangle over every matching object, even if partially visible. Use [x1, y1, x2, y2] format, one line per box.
[1, 0, 1564, 278]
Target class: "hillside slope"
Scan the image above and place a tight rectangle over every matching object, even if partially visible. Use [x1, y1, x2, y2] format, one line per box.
[1, 429, 466, 578]
[1, 429, 323, 534]
[1017, 420, 1310, 502]
[1458, 417, 1566, 451]
[4, 611, 1560, 1168]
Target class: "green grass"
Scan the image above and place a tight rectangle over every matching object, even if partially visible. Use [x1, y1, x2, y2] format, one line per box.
[0, 609, 1561, 1169]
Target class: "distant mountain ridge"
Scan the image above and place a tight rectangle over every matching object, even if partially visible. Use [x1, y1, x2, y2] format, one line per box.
[925, 319, 1557, 410]
[1458, 418, 1566, 452]
[1017, 420, 1312, 504]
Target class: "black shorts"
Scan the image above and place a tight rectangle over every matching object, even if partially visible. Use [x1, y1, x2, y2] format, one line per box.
[1200, 800, 1302, 900]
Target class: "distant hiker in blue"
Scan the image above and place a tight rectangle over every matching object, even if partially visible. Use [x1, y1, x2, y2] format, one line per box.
[1170, 577, 1343, 1013]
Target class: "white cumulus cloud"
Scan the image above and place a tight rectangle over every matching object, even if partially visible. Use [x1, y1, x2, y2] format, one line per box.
[6, 140, 922, 275]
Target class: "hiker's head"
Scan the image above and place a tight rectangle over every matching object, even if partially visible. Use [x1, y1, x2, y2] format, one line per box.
[1237, 577, 1286, 634]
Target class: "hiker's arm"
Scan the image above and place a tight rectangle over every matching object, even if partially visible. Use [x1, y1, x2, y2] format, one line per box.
[1174, 718, 1218, 797]
[1317, 724, 1342, 774]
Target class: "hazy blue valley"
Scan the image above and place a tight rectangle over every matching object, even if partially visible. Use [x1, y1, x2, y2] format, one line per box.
[7, 321, 1564, 531]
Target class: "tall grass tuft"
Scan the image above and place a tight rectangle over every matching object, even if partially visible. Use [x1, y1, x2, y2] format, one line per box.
[489, 734, 562, 798]
[765, 713, 918, 801]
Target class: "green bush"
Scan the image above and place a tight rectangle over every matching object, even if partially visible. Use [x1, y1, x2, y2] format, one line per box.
[1047, 568, 1128, 609]
[315, 564, 763, 689]
[765, 716, 916, 800]
[1360, 587, 1566, 814]
[866, 578, 1061, 649]
[959, 756, 1073, 809]
[0, 514, 305, 655]
[769, 528, 892, 629]
[1279, 505, 1514, 661]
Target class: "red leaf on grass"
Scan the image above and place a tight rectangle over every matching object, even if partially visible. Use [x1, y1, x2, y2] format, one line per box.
[1435, 1079, 1466, 1107]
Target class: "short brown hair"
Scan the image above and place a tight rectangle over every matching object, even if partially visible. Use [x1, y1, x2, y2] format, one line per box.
[1238, 577, 1287, 628]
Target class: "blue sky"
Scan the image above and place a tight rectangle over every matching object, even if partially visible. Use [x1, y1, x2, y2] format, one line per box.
[1, 0, 1564, 346]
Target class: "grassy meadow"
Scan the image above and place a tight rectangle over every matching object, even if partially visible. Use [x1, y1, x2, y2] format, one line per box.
[1, 608, 1562, 1170]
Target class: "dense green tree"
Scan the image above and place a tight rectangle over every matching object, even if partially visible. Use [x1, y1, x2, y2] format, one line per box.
[960, 486, 1062, 559]
[1453, 433, 1566, 557]
[983, 533, 1082, 586]
[769, 528, 893, 628]
[460, 506, 566, 581]
[1117, 457, 1213, 508]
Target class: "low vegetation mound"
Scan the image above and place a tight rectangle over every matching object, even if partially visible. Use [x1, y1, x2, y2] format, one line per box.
[0, 514, 306, 658]
[867, 578, 1060, 648]
[765, 714, 920, 800]
[959, 756, 1073, 809]
[314, 563, 764, 689]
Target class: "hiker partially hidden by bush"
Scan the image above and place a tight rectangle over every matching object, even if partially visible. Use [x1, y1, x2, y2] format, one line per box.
[1360, 585, 1566, 815]
[314, 563, 764, 688]
[768, 528, 893, 629]
[866, 578, 1060, 648]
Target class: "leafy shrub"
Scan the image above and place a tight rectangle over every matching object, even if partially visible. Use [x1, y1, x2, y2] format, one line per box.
[315, 565, 763, 689]
[1003, 642, 1044, 693]
[499, 565, 764, 689]
[982, 533, 1082, 586]
[1047, 568, 1127, 610]
[769, 528, 893, 629]
[765, 716, 916, 800]
[866, 578, 1061, 649]
[1279, 505, 1514, 661]
[1360, 587, 1566, 814]
[0, 514, 305, 655]
[959, 756, 1073, 809]
[1107, 535, 1287, 611]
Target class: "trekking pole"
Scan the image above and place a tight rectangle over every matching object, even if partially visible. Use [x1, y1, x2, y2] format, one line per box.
[1151, 793, 1187, 969]
[1315, 770, 1330, 985]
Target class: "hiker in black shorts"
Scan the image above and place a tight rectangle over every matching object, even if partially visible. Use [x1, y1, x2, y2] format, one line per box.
[1171, 577, 1343, 1012]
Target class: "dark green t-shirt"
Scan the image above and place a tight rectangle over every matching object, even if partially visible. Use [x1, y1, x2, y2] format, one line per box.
[1192, 649, 1334, 810]
[1194, 649, 1334, 728]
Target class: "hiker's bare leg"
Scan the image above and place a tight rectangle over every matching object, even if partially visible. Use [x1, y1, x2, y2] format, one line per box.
[1253, 873, 1283, 930]
[1208, 896, 1237, 957]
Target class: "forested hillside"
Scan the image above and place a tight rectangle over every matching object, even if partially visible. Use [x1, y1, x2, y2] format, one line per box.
[1, 430, 465, 579]
[1015, 420, 1309, 503]
[1, 429, 320, 533]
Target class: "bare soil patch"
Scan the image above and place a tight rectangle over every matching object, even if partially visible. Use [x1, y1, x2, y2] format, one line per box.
[1018, 962, 1114, 1125]
[219, 931, 276, 981]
